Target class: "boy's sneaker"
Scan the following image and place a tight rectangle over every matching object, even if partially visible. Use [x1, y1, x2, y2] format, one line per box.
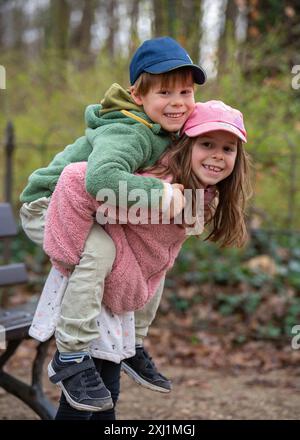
[122, 346, 172, 393]
[48, 350, 113, 412]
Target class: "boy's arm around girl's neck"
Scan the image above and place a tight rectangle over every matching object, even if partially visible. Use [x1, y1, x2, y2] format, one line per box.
[85, 121, 171, 209]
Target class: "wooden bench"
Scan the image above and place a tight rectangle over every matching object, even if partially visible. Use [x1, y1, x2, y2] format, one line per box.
[0, 202, 55, 419]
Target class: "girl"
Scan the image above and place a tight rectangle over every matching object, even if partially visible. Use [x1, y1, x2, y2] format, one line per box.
[30, 100, 252, 419]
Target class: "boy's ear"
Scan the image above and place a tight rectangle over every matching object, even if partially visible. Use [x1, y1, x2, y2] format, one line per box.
[130, 86, 144, 106]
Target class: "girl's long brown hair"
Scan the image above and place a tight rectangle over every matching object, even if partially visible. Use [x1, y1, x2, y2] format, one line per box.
[145, 134, 253, 248]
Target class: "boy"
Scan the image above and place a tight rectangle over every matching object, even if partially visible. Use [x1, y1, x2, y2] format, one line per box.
[20, 37, 206, 412]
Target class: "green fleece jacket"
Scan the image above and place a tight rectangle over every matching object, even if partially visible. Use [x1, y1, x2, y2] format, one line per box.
[20, 83, 172, 206]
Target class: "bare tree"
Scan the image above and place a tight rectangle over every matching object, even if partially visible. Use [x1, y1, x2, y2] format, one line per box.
[218, 0, 238, 70]
[47, 0, 71, 59]
[12, 2, 26, 51]
[152, 0, 202, 61]
[129, 0, 139, 54]
[177, 0, 202, 62]
[152, 0, 167, 36]
[71, 0, 97, 55]
[105, 0, 119, 58]
[0, 5, 4, 50]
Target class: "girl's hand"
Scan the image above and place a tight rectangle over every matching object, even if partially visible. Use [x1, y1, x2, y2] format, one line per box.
[204, 185, 218, 224]
[204, 185, 217, 206]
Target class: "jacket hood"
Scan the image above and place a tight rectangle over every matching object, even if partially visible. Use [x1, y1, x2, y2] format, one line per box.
[100, 83, 142, 114]
[85, 83, 143, 129]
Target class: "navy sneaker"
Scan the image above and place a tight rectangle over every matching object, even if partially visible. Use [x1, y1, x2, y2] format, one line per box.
[122, 346, 172, 393]
[48, 350, 113, 412]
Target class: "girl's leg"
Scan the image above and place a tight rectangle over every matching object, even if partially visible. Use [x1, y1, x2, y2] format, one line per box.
[55, 393, 92, 420]
[90, 359, 121, 420]
[122, 277, 171, 393]
[134, 277, 165, 344]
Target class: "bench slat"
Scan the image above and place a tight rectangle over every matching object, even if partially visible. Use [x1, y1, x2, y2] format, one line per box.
[0, 312, 34, 328]
[0, 302, 36, 340]
[0, 263, 28, 287]
[0, 203, 17, 238]
[0, 203, 55, 419]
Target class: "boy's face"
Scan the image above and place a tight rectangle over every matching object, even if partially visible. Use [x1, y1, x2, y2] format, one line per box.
[131, 81, 195, 132]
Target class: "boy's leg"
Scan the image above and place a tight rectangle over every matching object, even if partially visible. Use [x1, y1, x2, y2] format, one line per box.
[49, 223, 117, 412]
[20, 197, 50, 246]
[20, 168, 116, 411]
[122, 278, 172, 393]
[55, 223, 116, 353]
[24, 165, 116, 411]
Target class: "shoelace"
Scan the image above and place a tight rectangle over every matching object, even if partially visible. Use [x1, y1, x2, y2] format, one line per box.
[83, 369, 103, 388]
[138, 348, 158, 372]
[137, 348, 169, 381]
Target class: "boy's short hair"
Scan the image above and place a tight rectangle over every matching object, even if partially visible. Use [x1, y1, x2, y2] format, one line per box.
[130, 36, 206, 86]
[132, 68, 194, 96]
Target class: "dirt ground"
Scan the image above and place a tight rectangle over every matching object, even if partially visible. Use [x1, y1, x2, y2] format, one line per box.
[0, 340, 300, 420]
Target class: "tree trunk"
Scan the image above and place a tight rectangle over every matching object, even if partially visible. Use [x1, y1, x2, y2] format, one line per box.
[106, 0, 118, 59]
[177, 0, 202, 62]
[49, 0, 71, 59]
[152, 0, 167, 36]
[12, 4, 25, 51]
[0, 5, 4, 50]
[71, 0, 97, 55]
[218, 0, 238, 71]
[167, 0, 177, 38]
[129, 0, 139, 54]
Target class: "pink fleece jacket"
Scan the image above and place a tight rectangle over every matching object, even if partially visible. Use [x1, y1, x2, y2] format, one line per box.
[43, 162, 186, 314]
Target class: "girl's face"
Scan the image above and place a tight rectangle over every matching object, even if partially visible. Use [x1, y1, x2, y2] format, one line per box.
[191, 130, 238, 188]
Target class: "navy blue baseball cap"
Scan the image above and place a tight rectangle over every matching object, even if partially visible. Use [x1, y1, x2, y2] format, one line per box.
[130, 36, 206, 85]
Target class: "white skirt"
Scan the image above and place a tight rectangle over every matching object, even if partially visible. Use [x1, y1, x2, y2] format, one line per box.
[29, 266, 136, 363]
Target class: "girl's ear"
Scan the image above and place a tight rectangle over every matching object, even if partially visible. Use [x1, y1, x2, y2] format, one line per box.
[130, 86, 144, 106]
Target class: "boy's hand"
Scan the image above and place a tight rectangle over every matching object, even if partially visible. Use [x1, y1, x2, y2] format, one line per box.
[167, 183, 186, 219]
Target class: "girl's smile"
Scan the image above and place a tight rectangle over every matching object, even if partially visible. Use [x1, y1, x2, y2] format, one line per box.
[191, 130, 238, 187]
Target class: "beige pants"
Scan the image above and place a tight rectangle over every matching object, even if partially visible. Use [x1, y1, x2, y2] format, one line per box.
[20, 198, 164, 351]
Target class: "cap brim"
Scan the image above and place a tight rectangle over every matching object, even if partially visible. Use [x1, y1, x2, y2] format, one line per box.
[184, 121, 247, 143]
[145, 60, 206, 85]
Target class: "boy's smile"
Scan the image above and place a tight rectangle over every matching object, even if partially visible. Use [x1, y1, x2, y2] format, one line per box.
[131, 82, 195, 132]
[191, 130, 238, 187]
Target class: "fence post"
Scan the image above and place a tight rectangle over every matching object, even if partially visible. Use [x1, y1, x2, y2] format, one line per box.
[4, 121, 15, 204]
[1, 122, 15, 306]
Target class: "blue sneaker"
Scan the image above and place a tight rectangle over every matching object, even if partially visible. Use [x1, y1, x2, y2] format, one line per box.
[122, 346, 172, 393]
[48, 350, 113, 412]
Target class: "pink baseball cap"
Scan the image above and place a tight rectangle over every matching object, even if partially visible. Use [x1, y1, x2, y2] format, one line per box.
[182, 100, 247, 143]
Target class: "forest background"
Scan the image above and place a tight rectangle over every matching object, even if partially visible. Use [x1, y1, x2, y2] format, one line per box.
[1, 0, 300, 372]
